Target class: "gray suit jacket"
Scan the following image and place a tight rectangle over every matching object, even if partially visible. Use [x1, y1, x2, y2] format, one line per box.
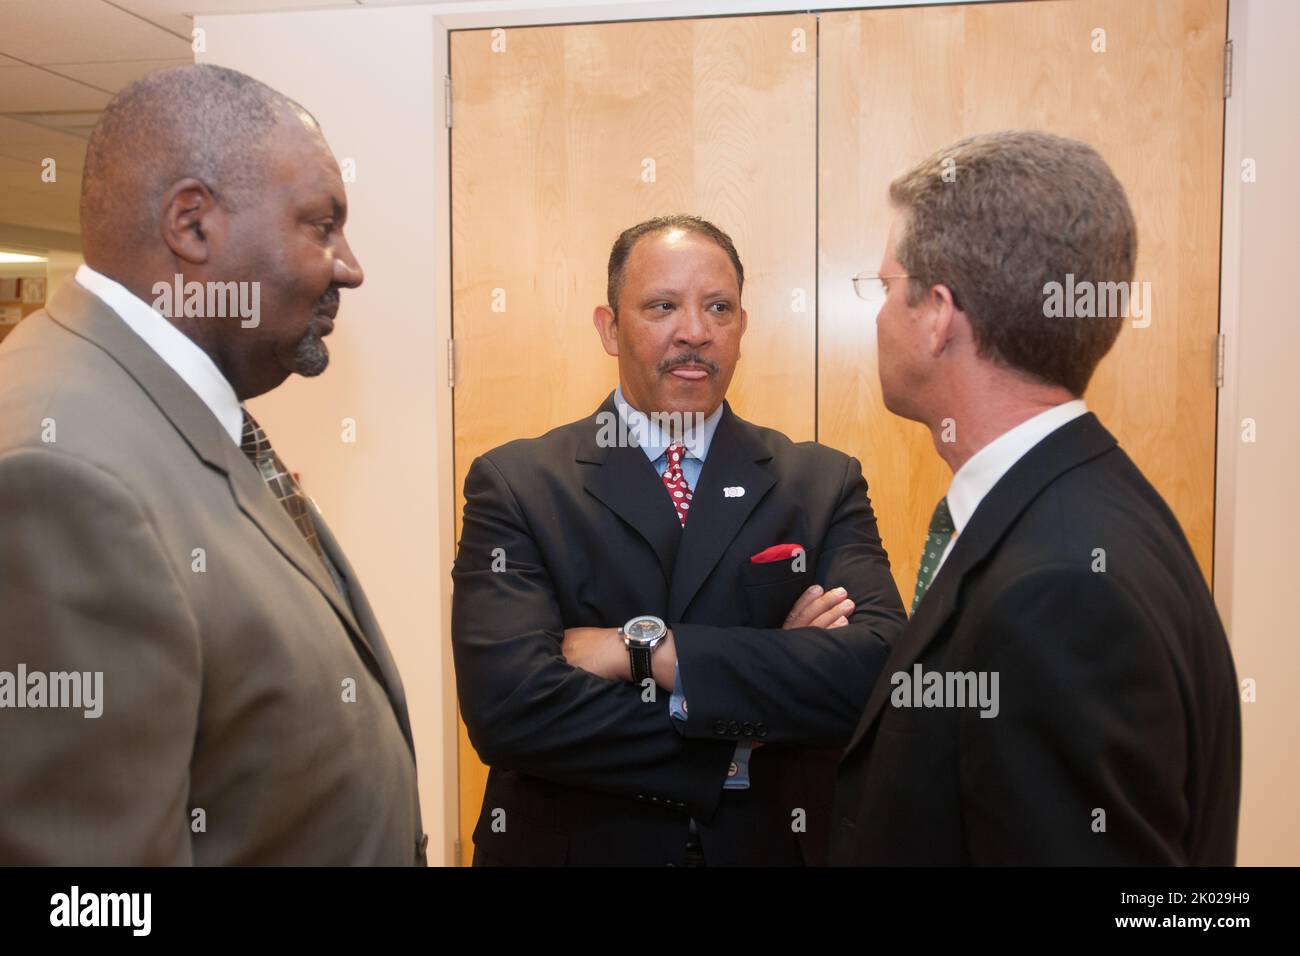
[0, 279, 425, 865]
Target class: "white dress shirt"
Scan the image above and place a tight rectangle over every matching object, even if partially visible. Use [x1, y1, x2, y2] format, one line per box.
[74, 264, 244, 445]
[934, 399, 1089, 574]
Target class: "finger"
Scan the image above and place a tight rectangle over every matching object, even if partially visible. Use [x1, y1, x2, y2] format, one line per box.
[810, 597, 855, 629]
[827, 615, 849, 628]
[783, 584, 825, 627]
[793, 587, 847, 627]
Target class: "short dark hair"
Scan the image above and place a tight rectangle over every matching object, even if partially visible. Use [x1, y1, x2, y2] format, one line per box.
[606, 215, 744, 315]
[889, 129, 1138, 396]
[80, 64, 314, 252]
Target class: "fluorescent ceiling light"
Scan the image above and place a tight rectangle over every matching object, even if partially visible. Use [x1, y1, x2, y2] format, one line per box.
[0, 252, 48, 264]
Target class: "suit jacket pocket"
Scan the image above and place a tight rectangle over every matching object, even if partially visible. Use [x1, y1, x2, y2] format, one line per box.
[741, 547, 815, 627]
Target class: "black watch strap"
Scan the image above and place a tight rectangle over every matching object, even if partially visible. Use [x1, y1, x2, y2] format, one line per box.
[629, 644, 654, 685]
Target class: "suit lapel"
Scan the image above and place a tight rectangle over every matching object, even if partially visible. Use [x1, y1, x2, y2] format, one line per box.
[46, 280, 394, 711]
[579, 395, 682, 586]
[220, 437, 389, 686]
[843, 413, 1119, 755]
[669, 405, 775, 621]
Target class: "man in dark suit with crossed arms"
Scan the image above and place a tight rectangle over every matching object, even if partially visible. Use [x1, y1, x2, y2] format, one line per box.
[453, 215, 906, 865]
[833, 130, 1241, 864]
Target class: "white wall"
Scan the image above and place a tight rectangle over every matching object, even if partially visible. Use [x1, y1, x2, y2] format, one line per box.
[1215, 0, 1300, 867]
[198, 5, 456, 863]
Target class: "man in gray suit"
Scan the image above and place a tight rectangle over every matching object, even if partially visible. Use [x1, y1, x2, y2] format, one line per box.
[0, 65, 425, 864]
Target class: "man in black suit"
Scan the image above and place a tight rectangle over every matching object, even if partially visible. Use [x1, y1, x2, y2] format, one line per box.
[453, 215, 906, 865]
[833, 130, 1241, 865]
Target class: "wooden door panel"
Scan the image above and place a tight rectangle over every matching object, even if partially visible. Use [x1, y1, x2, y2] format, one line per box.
[450, 13, 818, 861]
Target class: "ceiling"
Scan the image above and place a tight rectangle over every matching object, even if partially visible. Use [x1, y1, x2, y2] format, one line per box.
[0, 0, 446, 252]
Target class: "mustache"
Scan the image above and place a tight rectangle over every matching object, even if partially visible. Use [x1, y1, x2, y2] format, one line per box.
[315, 288, 341, 314]
[657, 352, 719, 375]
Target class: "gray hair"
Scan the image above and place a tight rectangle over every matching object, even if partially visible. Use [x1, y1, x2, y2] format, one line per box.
[80, 64, 315, 251]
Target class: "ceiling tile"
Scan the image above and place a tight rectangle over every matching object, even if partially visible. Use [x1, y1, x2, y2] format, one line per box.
[0, 0, 192, 64]
[54, 58, 194, 92]
[0, 116, 90, 171]
[0, 179, 81, 234]
[0, 154, 81, 195]
[0, 66, 112, 111]
[113, 1, 363, 40]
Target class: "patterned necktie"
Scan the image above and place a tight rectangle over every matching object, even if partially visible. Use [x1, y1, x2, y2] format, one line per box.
[660, 441, 694, 526]
[240, 409, 329, 567]
[911, 496, 955, 613]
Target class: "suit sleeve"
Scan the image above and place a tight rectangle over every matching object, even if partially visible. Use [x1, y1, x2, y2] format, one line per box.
[451, 454, 734, 819]
[959, 565, 1190, 864]
[670, 455, 907, 747]
[0, 449, 200, 864]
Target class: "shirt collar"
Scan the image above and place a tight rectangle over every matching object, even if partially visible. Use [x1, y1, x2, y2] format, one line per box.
[946, 399, 1089, 535]
[613, 383, 724, 463]
[74, 264, 244, 446]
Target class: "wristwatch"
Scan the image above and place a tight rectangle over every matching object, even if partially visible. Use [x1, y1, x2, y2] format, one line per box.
[620, 615, 668, 685]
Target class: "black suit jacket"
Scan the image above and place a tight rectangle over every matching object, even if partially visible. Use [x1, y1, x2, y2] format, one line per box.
[832, 413, 1241, 865]
[452, 395, 906, 865]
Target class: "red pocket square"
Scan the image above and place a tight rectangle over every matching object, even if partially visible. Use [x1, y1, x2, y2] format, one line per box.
[750, 543, 805, 564]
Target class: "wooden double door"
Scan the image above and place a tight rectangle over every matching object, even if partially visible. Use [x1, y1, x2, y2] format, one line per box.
[450, 0, 1227, 862]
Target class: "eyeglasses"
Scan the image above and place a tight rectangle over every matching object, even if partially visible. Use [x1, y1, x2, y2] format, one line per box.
[851, 271, 961, 309]
[851, 272, 911, 301]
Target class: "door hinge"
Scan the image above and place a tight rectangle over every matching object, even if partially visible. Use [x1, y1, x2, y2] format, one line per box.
[453, 838, 463, 867]
[444, 75, 454, 128]
[1223, 39, 1234, 99]
[447, 337, 457, 389]
[1215, 333, 1226, 388]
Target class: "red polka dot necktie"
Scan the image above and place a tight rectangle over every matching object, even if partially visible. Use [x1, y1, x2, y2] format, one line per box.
[660, 441, 694, 526]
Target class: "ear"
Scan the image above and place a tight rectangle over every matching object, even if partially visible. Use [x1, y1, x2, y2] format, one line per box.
[925, 284, 961, 358]
[593, 304, 619, 357]
[158, 177, 223, 266]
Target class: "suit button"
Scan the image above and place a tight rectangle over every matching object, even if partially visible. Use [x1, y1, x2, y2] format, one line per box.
[713, 720, 727, 735]
[741, 722, 755, 736]
[755, 723, 768, 738]
[727, 720, 741, 735]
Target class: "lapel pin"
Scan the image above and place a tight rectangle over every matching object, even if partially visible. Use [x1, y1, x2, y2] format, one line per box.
[723, 486, 745, 498]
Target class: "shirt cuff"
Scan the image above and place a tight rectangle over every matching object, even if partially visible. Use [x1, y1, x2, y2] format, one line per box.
[668, 660, 750, 789]
[724, 741, 753, 790]
[669, 660, 688, 724]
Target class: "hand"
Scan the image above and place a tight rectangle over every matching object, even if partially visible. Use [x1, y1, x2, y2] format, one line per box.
[784, 585, 854, 629]
[562, 627, 630, 682]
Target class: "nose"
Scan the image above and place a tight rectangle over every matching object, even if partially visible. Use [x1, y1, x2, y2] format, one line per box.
[673, 304, 711, 349]
[333, 234, 364, 288]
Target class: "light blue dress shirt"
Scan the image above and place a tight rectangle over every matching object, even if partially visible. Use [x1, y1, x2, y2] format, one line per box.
[612, 385, 753, 790]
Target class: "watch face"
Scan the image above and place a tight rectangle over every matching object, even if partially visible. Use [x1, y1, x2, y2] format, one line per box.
[624, 616, 664, 646]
